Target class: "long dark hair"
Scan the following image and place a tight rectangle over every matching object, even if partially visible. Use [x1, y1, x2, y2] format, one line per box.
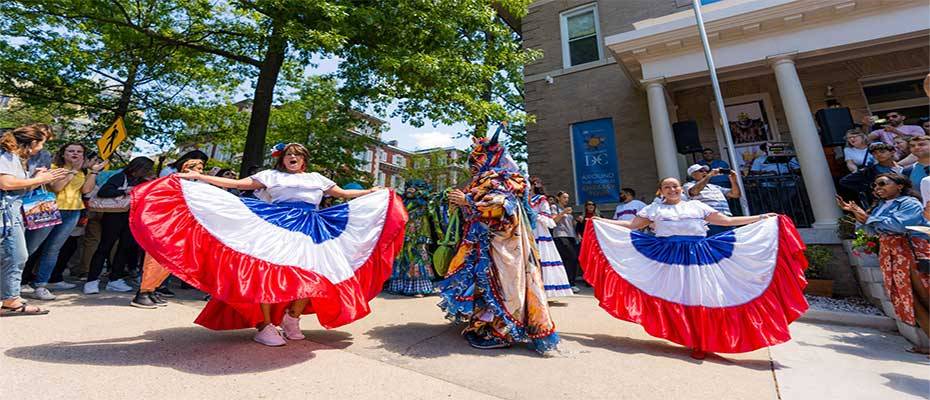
[529, 176, 546, 196]
[53, 142, 87, 168]
[868, 173, 919, 211]
[123, 156, 155, 178]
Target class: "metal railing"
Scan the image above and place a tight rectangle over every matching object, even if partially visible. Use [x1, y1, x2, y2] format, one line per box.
[741, 173, 815, 228]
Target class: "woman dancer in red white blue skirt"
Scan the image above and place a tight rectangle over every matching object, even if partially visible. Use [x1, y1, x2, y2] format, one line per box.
[129, 143, 407, 346]
[579, 177, 809, 359]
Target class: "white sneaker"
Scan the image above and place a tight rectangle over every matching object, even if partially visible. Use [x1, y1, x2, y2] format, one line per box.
[83, 280, 100, 295]
[30, 287, 57, 301]
[47, 281, 77, 290]
[281, 313, 305, 340]
[105, 279, 133, 292]
[253, 325, 286, 347]
[20, 284, 34, 294]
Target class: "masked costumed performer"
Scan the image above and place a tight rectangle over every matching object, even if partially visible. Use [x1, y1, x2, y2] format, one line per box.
[130, 143, 407, 346]
[439, 124, 560, 353]
[580, 177, 808, 359]
[386, 180, 437, 296]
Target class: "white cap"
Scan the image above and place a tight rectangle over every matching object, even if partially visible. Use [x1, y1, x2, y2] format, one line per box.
[687, 164, 709, 176]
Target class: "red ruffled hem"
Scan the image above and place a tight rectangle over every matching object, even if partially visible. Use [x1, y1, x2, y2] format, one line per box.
[129, 176, 407, 330]
[579, 215, 809, 353]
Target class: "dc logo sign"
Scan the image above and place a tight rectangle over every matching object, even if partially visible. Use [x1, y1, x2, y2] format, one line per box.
[585, 154, 608, 166]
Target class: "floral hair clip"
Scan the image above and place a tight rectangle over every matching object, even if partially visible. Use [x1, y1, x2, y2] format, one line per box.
[270, 143, 287, 158]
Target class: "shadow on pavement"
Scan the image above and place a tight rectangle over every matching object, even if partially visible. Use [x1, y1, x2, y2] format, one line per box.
[365, 322, 549, 359]
[559, 332, 778, 371]
[881, 372, 930, 398]
[795, 324, 930, 364]
[4, 327, 341, 376]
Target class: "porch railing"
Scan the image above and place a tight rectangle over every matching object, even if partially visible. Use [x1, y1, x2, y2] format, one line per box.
[741, 173, 815, 228]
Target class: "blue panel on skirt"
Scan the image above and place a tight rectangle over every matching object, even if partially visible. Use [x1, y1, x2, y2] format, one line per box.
[630, 230, 736, 265]
[239, 198, 349, 244]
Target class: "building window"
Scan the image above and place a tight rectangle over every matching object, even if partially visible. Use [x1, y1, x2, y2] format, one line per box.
[560, 4, 602, 68]
[393, 155, 406, 167]
[391, 175, 404, 189]
[377, 171, 386, 187]
[379, 150, 387, 162]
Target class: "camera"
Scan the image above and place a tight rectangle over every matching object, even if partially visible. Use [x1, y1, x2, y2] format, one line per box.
[717, 168, 731, 175]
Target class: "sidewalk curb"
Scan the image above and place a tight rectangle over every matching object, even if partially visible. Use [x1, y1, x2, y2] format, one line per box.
[798, 309, 898, 331]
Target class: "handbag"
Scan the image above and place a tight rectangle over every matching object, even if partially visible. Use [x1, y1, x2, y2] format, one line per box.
[21, 186, 62, 230]
[432, 210, 460, 277]
[87, 175, 131, 212]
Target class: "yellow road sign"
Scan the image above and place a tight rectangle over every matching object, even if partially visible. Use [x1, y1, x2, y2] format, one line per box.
[97, 117, 127, 160]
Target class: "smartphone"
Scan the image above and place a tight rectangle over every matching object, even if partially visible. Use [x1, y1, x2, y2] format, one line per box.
[718, 168, 731, 174]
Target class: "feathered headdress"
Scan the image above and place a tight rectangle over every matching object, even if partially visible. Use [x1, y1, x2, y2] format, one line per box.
[469, 124, 520, 175]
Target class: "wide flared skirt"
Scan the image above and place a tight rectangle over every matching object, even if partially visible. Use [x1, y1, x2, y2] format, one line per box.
[129, 176, 407, 330]
[579, 216, 808, 353]
[534, 234, 573, 298]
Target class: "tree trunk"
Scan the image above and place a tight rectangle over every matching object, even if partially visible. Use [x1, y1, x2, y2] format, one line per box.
[115, 62, 139, 119]
[239, 25, 288, 177]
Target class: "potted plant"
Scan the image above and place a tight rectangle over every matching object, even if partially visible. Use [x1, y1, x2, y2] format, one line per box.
[849, 229, 884, 306]
[804, 245, 834, 297]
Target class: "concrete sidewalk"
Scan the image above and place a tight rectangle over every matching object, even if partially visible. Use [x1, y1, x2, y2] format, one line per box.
[1, 288, 925, 399]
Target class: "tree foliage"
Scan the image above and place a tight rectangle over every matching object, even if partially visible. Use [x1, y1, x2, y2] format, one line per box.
[0, 0, 233, 154]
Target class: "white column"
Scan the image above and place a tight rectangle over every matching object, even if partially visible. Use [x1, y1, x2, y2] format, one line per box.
[769, 55, 843, 228]
[644, 78, 680, 180]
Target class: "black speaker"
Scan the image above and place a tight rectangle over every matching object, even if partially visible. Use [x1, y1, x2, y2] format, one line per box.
[673, 120, 703, 154]
[815, 108, 854, 146]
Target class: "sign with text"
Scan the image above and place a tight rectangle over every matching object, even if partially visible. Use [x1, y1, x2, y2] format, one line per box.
[571, 118, 621, 204]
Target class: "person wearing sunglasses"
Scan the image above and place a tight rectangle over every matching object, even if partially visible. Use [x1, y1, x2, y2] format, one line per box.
[837, 173, 930, 354]
[868, 112, 924, 146]
[839, 142, 910, 207]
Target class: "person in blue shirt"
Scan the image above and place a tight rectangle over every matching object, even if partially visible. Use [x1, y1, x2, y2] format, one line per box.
[905, 136, 930, 201]
[749, 143, 800, 175]
[697, 148, 731, 187]
[837, 173, 929, 354]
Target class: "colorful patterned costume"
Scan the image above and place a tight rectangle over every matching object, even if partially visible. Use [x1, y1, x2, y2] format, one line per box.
[386, 181, 437, 295]
[438, 126, 560, 353]
[529, 194, 573, 298]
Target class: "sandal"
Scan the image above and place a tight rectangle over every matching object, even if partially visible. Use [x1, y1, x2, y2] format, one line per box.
[0, 303, 49, 317]
[905, 346, 930, 355]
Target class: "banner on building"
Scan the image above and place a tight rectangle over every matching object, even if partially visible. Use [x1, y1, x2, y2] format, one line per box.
[571, 118, 621, 204]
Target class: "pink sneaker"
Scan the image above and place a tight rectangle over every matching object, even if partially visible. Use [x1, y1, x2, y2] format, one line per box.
[281, 313, 305, 340]
[253, 324, 286, 347]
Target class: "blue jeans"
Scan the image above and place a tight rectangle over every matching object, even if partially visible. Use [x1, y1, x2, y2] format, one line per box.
[1, 199, 28, 301]
[30, 210, 81, 286]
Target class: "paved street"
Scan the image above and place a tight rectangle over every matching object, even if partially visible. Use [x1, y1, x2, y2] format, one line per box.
[1, 287, 927, 400]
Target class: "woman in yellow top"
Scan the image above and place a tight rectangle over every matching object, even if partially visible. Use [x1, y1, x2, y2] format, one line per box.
[27, 143, 105, 300]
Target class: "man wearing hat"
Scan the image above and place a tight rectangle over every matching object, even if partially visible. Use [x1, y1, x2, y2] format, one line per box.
[683, 164, 741, 236]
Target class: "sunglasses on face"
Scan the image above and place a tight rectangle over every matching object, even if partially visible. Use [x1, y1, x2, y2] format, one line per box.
[872, 180, 895, 188]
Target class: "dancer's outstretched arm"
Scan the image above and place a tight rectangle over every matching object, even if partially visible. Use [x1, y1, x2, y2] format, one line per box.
[593, 215, 651, 230]
[706, 212, 777, 226]
[176, 171, 265, 190]
[325, 186, 379, 199]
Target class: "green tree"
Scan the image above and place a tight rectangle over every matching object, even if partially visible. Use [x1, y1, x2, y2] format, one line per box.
[0, 0, 232, 158]
[402, 150, 470, 189]
[13, 0, 537, 176]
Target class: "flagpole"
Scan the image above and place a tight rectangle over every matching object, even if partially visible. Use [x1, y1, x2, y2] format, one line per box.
[691, 0, 750, 216]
